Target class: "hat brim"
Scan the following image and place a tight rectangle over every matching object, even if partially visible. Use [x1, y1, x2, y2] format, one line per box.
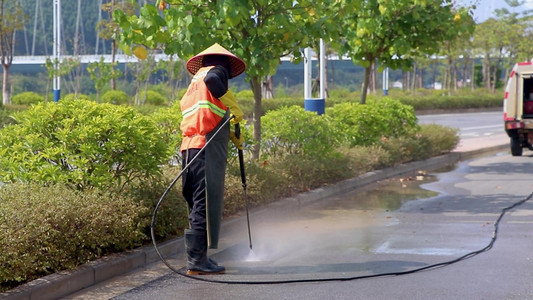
[186, 44, 246, 78]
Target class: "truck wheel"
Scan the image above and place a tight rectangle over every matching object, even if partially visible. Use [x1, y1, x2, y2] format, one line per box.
[510, 135, 523, 156]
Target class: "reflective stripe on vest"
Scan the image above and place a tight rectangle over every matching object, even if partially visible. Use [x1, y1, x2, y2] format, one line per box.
[182, 100, 227, 120]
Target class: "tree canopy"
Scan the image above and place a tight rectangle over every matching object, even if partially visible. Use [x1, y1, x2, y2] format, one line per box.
[332, 0, 475, 103]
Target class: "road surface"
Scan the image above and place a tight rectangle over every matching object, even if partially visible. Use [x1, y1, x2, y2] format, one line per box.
[417, 111, 508, 152]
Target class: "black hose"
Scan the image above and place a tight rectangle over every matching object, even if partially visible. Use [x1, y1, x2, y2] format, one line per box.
[165, 191, 533, 284]
[151, 120, 533, 284]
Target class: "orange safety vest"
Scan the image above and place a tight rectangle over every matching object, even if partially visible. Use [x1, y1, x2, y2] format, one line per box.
[180, 66, 228, 151]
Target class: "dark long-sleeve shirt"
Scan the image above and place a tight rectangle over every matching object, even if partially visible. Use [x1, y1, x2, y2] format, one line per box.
[204, 66, 229, 99]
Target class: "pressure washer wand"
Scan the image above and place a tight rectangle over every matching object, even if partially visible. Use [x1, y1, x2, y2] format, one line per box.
[235, 123, 253, 250]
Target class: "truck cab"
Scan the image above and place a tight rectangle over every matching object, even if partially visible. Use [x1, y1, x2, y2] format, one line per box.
[503, 62, 533, 156]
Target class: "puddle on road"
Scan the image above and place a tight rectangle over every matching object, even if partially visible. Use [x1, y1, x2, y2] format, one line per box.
[317, 171, 439, 211]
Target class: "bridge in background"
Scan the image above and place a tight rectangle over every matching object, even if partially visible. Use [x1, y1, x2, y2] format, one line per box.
[11, 53, 338, 65]
[11, 54, 170, 65]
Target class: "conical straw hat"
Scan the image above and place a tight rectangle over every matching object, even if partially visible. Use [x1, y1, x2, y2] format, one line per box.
[186, 43, 246, 78]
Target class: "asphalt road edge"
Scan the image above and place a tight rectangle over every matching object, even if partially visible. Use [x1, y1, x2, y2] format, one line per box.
[0, 143, 509, 300]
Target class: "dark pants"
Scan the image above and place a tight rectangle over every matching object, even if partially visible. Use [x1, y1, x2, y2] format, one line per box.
[181, 114, 229, 248]
[182, 148, 207, 231]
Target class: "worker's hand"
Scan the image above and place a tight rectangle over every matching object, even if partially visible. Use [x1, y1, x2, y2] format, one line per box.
[219, 90, 243, 124]
[230, 126, 244, 150]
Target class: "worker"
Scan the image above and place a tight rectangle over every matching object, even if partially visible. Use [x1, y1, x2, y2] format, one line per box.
[180, 43, 245, 275]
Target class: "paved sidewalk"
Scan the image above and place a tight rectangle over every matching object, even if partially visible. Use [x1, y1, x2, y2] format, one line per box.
[0, 136, 510, 300]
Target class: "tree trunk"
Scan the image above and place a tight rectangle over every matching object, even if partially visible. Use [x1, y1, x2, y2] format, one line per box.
[370, 62, 376, 94]
[168, 57, 176, 101]
[447, 55, 452, 92]
[471, 58, 475, 91]
[262, 76, 273, 99]
[360, 64, 371, 104]
[250, 76, 263, 160]
[491, 49, 503, 94]
[2, 64, 9, 105]
[411, 64, 417, 94]
[483, 53, 491, 90]
[432, 60, 437, 89]
[403, 70, 410, 92]
[454, 63, 458, 91]
[418, 68, 423, 89]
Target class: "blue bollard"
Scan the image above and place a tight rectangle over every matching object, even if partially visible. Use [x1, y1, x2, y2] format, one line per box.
[304, 98, 325, 115]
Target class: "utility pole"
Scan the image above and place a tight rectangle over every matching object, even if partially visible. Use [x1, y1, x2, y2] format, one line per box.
[53, 0, 61, 102]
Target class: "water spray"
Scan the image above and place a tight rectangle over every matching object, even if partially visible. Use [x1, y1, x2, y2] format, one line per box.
[235, 124, 254, 251]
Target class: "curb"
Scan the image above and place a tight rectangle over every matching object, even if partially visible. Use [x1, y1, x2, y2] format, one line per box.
[0, 143, 509, 300]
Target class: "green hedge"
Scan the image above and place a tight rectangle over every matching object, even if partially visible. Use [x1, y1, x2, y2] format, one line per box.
[261, 106, 336, 158]
[140, 90, 168, 106]
[101, 90, 130, 105]
[0, 183, 147, 287]
[0, 108, 16, 128]
[233, 88, 502, 118]
[11, 92, 44, 105]
[62, 93, 93, 102]
[326, 97, 418, 147]
[0, 99, 170, 190]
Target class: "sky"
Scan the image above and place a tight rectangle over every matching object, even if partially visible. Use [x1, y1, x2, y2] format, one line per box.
[460, 0, 533, 22]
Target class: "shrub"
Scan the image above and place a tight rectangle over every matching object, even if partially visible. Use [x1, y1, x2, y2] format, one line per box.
[379, 135, 432, 164]
[11, 92, 44, 105]
[148, 102, 183, 162]
[140, 90, 168, 106]
[262, 96, 303, 112]
[260, 105, 337, 158]
[326, 98, 418, 147]
[236, 97, 254, 119]
[272, 152, 353, 192]
[396, 88, 502, 111]
[0, 183, 147, 289]
[101, 90, 130, 105]
[418, 124, 460, 155]
[340, 145, 392, 172]
[0, 109, 13, 128]
[372, 97, 419, 137]
[123, 171, 189, 239]
[0, 99, 169, 190]
[62, 93, 92, 102]
[378, 124, 459, 165]
[328, 88, 356, 99]
[235, 89, 254, 99]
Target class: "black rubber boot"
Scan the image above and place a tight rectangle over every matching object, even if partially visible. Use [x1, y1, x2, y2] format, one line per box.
[208, 257, 219, 266]
[185, 229, 225, 275]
